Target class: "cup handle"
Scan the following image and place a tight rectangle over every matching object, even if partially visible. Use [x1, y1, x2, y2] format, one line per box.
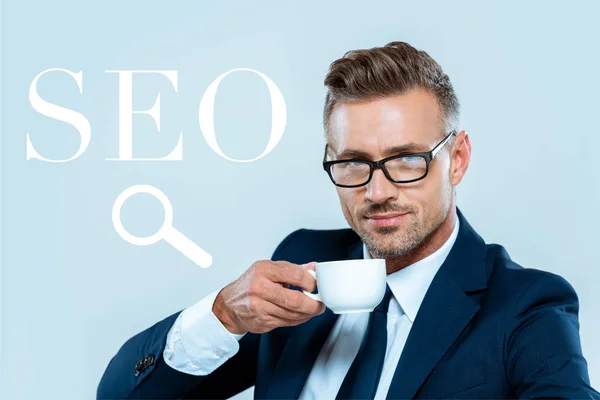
[302, 269, 323, 302]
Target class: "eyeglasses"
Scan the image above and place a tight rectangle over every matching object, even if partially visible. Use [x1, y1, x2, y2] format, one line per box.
[322, 130, 457, 188]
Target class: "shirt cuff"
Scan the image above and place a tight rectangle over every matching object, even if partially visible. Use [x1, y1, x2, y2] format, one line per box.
[163, 287, 246, 376]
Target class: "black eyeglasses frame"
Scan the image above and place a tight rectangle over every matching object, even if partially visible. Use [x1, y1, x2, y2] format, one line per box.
[322, 130, 457, 188]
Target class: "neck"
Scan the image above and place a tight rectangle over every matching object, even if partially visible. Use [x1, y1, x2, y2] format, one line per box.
[378, 206, 457, 275]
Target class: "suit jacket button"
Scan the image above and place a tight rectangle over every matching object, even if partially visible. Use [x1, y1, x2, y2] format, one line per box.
[143, 354, 155, 366]
[134, 354, 154, 377]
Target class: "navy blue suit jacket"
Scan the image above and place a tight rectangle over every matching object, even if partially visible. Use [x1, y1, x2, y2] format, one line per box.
[98, 208, 599, 399]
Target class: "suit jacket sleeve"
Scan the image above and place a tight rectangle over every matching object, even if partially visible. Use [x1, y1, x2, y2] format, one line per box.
[96, 229, 304, 399]
[506, 272, 600, 399]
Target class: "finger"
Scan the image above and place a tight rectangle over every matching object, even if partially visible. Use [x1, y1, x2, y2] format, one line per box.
[260, 298, 319, 323]
[261, 280, 325, 315]
[303, 261, 317, 271]
[263, 261, 316, 292]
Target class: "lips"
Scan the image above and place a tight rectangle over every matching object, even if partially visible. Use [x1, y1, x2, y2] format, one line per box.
[367, 212, 405, 219]
[365, 212, 408, 227]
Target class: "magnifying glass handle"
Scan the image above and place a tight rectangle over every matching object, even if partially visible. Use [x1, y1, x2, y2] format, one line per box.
[162, 227, 213, 268]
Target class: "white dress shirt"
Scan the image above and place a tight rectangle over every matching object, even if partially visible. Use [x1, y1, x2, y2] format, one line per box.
[164, 218, 460, 398]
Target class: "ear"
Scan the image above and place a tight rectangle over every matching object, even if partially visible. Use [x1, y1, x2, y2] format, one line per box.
[450, 130, 471, 186]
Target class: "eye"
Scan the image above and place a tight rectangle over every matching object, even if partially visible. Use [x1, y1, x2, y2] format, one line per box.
[402, 156, 423, 164]
[390, 156, 425, 168]
[347, 161, 365, 167]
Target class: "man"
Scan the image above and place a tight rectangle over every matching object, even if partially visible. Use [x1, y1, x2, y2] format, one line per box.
[97, 41, 599, 399]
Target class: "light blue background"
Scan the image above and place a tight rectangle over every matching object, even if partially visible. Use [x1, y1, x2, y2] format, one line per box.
[1, 1, 599, 399]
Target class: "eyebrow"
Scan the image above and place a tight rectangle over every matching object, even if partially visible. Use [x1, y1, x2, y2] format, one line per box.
[335, 143, 427, 159]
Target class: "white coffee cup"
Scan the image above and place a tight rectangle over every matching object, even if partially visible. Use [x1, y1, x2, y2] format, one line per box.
[302, 259, 387, 314]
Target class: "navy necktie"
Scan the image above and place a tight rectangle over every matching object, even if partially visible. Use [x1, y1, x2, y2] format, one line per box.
[336, 284, 393, 400]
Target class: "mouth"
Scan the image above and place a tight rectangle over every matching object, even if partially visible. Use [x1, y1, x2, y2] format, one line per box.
[365, 212, 408, 228]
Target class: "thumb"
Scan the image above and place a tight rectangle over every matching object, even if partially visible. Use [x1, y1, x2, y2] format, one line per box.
[301, 261, 317, 271]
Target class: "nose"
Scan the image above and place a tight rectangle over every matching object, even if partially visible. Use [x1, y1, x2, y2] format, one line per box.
[365, 168, 399, 204]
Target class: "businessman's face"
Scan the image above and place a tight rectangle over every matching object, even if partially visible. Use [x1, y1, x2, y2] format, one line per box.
[327, 89, 463, 259]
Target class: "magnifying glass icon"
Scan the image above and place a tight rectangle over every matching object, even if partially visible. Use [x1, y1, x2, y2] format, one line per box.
[112, 184, 213, 268]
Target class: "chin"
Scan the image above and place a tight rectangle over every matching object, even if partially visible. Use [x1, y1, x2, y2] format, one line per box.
[369, 245, 412, 259]
[362, 225, 423, 259]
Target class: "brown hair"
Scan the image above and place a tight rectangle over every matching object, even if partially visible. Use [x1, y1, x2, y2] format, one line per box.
[323, 41, 459, 137]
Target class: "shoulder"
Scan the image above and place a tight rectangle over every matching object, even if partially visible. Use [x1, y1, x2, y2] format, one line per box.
[271, 228, 360, 264]
[484, 244, 578, 312]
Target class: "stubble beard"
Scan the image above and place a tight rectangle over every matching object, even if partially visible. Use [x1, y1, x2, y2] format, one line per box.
[358, 205, 449, 259]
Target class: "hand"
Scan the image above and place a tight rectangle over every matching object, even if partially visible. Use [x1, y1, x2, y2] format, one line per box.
[212, 260, 325, 334]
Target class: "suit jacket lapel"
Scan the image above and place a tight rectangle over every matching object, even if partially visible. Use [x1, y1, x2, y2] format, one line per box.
[266, 234, 364, 399]
[346, 235, 363, 261]
[266, 207, 487, 399]
[386, 207, 488, 399]
[265, 308, 338, 399]
[386, 268, 481, 399]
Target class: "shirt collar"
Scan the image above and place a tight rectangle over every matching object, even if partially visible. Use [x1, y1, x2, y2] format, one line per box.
[363, 217, 460, 322]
